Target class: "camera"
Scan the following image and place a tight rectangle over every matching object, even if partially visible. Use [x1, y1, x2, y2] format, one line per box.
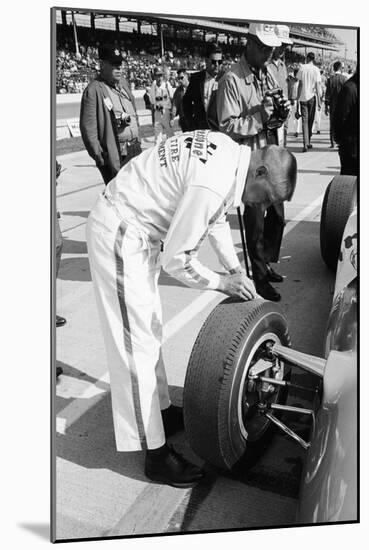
[265, 87, 289, 130]
[117, 112, 131, 127]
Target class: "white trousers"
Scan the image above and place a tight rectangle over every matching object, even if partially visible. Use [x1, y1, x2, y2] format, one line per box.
[153, 109, 174, 144]
[86, 193, 170, 451]
[289, 102, 301, 135]
[314, 107, 322, 132]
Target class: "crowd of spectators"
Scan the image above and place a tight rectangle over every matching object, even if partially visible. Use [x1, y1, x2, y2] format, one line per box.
[290, 24, 338, 41]
[56, 25, 353, 94]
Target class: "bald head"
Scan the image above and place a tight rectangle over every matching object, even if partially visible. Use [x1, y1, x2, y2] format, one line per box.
[243, 145, 297, 208]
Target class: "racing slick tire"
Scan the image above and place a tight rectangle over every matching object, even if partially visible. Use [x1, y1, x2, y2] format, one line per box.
[183, 298, 291, 470]
[320, 175, 357, 271]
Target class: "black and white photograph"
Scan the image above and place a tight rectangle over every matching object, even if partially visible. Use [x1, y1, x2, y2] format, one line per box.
[51, 5, 359, 543]
[3, 1, 366, 548]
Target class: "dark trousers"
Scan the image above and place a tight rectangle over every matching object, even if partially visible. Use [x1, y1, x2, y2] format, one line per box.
[339, 145, 358, 176]
[98, 141, 142, 185]
[243, 202, 285, 283]
[56, 215, 63, 277]
[300, 96, 316, 147]
[329, 109, 336, 146]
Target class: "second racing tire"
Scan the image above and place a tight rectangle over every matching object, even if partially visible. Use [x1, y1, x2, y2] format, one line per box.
[320, 175, 357, 271]
[183, 298, 291, 470]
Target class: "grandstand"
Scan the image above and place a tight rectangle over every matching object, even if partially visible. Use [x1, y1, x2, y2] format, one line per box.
[55, 9, 350, 94]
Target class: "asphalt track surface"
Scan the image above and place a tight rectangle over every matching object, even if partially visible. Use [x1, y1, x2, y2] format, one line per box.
[55, 115, 338, 541]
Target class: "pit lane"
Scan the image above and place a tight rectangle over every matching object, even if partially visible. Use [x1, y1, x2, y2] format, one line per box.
[54, 117, 337, 540]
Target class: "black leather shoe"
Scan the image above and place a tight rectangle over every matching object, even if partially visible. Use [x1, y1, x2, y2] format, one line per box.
[266, 264, 284, 283]
[302, 147, 308, 153]
[255, 281, 281, 302]
[161, 405, 184, 438]
[145, 444, 204, 488]
[56, 315, 66, 327]
[56, 366, 63, 378]
[307, 144, 313, 149]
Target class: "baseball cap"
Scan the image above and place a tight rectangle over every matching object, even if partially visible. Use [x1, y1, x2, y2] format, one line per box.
[248, 22, 281, 47]
[98, 44, 123, 64]
[275, 25, 293, 45]
[153, 66, 164, 76]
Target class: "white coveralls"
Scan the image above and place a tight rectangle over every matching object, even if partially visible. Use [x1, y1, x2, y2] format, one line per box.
[86, 130, 251, 451]
[149, 80, 175, 144]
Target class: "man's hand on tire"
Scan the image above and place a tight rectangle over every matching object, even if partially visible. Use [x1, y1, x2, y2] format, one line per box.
[219, 272, 257, 301]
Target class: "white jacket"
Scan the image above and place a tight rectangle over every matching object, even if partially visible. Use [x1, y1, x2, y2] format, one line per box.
[106, 130, 250, 290]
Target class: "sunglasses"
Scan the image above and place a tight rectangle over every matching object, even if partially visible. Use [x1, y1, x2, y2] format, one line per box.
[210, 59, 223, 65]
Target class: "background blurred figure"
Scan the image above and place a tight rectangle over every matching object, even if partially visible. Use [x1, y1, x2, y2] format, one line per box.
[143, 85, 154, 125]
[149, 66, 174, 143]
[313, 69, 326, 134]
[333, 70, 358, 176]
[325, 61, 346, 147]
[287, 67, 301, 137]
[183, 43, 223, 131]
[56, 161, 66, 331]
[171, 68, 190, 131]
[296, 52, 322, 152]
[269, 25, 293, 146]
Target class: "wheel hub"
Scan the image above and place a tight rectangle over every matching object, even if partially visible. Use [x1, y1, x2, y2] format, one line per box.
[238, 335, 284, 442]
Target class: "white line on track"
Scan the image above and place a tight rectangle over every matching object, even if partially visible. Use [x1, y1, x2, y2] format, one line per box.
[56, 193, 324, 433]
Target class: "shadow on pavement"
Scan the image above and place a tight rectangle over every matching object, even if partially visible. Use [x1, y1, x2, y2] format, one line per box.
[287, 145, 338, 154]
[56, 384, 185, 483]
[298, 169, 337, 177]
[158, 270, 187, 288]
[62, 210, 90, 218]
[226, 212, 240, 231]
[59, 257, 91, 282]
[62, 238, 88, 255]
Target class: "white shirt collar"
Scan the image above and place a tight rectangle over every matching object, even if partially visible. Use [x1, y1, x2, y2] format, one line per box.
[234, 144, 251, 207]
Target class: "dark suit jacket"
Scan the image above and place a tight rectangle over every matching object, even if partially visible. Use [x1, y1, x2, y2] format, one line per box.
[325, 73, 346, 113]
[333, 73, 358, 151]
[182, 70, 219, 131]
[80, 76, 138, 176]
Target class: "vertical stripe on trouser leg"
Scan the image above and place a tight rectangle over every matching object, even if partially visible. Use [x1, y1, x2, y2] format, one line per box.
[114, 222, 147, 449]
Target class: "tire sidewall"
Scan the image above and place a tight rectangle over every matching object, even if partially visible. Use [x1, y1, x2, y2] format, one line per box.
[218, 309, 290, 468]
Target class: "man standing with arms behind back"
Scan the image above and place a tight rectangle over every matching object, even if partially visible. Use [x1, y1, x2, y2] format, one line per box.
[149, 66, 175, 144]
[296, 52, 321, 152]
[325, 61, 346, 148]
[217, 23, 291, 302]
[80, 44, 142, 185]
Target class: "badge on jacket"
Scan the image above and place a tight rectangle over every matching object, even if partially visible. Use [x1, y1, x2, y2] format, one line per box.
[104, 97, 113, 111]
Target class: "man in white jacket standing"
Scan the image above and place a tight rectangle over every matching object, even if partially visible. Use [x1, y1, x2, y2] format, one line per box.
[86, 130, 297, 488]
[149, 66, 175, 144]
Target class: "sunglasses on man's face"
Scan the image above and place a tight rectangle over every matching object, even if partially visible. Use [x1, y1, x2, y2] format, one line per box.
[210, 59, 223, 65]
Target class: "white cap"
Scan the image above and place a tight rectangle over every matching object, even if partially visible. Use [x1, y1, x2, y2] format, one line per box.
[275, 25, 293, 45]
[248, 22, 282, 47]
